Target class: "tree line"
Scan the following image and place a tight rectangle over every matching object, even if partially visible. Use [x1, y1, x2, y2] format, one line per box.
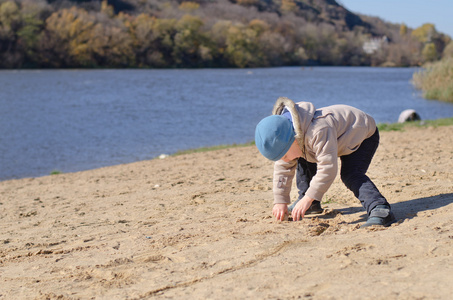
[0, 0, 451, 68]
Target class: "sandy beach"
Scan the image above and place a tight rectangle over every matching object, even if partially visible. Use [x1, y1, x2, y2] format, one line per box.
[1, 125, 452, 299]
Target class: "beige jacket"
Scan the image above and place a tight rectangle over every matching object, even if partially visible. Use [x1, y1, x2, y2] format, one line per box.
[272, 97, 376, 204]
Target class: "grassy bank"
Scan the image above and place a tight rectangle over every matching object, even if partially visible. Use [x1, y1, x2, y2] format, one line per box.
[412, 58, 453, 102]
[377, 117, 453, 131]
[172, 142, 256, 156]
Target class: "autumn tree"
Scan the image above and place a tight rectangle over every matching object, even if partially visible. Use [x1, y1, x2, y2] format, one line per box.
[442, 41, 453, 59]
[172, 14, 212, 67]
[281, 0, 297, 13]
[411, 23, 450, 63]
[422, 42, 438, 62]
[412, 23, 436, 43]
[0, 1, 21, 67]
[38, 7, 96, 67]
[16, 1, 49, 67]
[224, 21, 268, 67]
[38, 6, 133, 67]
[399, 23, 407, 36]
[178, 2, 200, 13]
[125, 13, 177, 67]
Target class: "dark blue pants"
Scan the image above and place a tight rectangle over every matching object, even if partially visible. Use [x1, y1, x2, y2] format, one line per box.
[296, 128, 389, 215]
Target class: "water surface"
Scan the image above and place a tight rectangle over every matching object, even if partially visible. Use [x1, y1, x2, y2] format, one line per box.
[1, 67, 452, 180]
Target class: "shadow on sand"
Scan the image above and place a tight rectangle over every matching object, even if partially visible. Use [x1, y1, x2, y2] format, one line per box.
[326, 193, 453, 224]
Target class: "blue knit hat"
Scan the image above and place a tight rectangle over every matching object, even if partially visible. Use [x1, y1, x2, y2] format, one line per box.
[255, 115, 295, 161]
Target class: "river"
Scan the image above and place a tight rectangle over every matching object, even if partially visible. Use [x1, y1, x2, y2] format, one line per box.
[1, 67, 453, 180]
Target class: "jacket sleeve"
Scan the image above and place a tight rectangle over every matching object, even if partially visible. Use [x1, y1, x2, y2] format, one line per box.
[273, 159, 298, 204]
[305, 127, 338, 201]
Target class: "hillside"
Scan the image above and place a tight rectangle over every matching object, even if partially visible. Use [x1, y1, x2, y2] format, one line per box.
[85, 0, 370, 31]
[0, 0, 450, 68]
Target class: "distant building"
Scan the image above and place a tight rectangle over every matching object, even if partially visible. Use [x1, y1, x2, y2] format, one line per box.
[363, 36, 388, 54]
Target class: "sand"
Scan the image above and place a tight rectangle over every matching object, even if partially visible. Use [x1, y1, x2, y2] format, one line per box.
[1, 125, 452, 299]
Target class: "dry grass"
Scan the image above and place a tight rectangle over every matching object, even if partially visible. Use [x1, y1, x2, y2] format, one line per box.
[412, 57, 453, 102]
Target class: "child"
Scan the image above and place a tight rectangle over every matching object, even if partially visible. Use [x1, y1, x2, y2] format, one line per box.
[255, 97, 395, 227]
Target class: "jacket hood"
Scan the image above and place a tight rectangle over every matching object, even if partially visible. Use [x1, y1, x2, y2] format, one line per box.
[272, 97, 315, 158]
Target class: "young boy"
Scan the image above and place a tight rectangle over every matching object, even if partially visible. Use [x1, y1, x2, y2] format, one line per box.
[255, 97, 395, 227]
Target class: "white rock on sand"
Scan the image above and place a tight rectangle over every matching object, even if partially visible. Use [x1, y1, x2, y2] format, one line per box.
[0, 126, 452, 299]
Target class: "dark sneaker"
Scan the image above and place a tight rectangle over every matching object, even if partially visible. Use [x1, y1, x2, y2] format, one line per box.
[361, 205, 396, 228]
[288, 199, 323, 215]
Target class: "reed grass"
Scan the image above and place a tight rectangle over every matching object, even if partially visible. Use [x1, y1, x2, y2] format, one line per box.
[412, 58, 453, 102]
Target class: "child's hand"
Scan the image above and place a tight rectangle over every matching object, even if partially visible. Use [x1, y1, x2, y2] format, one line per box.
[272, 203, 288, 221]
[291, 195, 314, 221]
